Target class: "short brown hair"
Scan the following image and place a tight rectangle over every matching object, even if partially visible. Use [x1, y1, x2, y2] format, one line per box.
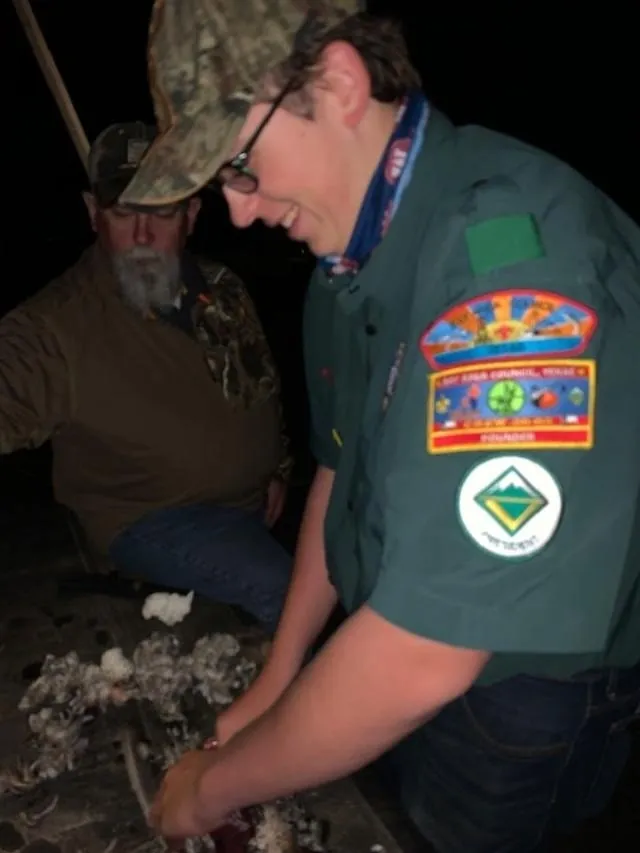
[269, 12, 421, 114]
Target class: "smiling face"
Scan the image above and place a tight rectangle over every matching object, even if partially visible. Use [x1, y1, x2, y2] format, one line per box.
[220, 41, 399, 258]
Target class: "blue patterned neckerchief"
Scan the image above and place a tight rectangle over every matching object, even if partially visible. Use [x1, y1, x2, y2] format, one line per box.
[319, 90, 430, 278]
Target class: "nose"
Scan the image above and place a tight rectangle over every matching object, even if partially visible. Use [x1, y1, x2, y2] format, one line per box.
[223, 187, 259, 229]
[133, 213, 154, 246]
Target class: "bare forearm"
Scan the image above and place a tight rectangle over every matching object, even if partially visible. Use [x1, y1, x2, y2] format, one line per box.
[265, 466, 337, 682]
[198, 609, 486, 815]
[204, 651, 427, 811]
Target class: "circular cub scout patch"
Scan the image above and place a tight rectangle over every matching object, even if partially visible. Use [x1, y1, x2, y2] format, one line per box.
[457, 455, 562, 559]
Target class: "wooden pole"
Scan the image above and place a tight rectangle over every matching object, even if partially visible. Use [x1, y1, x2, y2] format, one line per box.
[11, 0, 90, 174]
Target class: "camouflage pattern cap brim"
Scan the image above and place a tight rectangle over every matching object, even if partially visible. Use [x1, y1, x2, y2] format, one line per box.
[120, 0, 362, 207]
[120, 107, 246, 206]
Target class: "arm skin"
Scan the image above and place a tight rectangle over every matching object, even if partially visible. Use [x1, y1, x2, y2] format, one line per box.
[215, 465, 339, 742]
[258, 464, 338, 685]
[197, 604, 490, 819]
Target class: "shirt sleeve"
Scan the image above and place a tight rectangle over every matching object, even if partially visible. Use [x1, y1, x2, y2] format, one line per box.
[303, 270, 340, 471]
[368, 247, 640, 657]
[0, 305, 73, 454]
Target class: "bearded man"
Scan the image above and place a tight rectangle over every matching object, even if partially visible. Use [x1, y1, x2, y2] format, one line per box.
[0, 121, 293, 633]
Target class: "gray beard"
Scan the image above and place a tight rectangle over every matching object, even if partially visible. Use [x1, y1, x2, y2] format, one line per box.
[112, 247, 181, 316]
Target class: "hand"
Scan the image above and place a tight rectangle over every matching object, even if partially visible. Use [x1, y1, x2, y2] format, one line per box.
[149, 749, 226, 844]
[264, 477, 287, 528]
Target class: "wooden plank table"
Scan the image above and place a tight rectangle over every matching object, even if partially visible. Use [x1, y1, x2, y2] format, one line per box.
[0, 510, 405, 853]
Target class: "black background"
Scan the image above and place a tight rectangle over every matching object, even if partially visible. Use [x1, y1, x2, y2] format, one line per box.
[1, 0, 637, 500]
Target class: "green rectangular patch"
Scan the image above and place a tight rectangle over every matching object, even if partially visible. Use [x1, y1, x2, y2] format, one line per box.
[465, 214, 545, 276]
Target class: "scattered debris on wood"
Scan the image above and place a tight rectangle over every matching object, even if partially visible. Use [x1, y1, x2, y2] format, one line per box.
[1, 631, 328, 852]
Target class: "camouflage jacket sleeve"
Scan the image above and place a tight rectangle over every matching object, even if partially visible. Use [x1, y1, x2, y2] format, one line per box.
[195, 258, 294, 483]
[0, 304, 72, 454]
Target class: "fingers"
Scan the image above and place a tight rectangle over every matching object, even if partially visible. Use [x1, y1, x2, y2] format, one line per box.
[264, 503, 277, 527]
[147, 799, 161, 831]
[265, 498, 283, 528]
[148, 780, 167, 833]
[149, 801, 180, 851]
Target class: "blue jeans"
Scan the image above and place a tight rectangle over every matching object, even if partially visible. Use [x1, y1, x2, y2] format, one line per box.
[383, 663, 640, 853]
[109, 502, 291, 633]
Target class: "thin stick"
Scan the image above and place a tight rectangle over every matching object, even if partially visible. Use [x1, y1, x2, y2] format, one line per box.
[120, 726, 170, 851]
[11, 0, 90, 173]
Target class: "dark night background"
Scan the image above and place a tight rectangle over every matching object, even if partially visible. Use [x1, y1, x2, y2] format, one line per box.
[1, 3, 639, 850]
[2, 1, 638, 507]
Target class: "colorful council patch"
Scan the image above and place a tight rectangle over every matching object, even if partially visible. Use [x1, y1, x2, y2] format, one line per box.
[420, 289, 597, 370]
[427, 359, 595, 454]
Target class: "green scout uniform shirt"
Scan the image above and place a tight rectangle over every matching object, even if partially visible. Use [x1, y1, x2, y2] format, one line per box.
[303, 109, 640, 686]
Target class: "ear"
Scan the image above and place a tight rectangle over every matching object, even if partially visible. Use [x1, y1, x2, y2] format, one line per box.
[316, 40, 371, 128]
[185, 196, 202, 234]
[82, 192, 99, 233]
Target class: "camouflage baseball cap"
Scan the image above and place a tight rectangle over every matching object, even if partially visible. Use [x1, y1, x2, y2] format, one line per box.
[119, 0, 362, 208]
[89, 122, 157, 207]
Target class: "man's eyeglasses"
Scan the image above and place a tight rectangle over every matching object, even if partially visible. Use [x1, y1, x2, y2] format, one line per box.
[214, 79, 295, 195]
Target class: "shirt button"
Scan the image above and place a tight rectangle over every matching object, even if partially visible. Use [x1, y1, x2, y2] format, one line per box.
[365, 323, 377, 336]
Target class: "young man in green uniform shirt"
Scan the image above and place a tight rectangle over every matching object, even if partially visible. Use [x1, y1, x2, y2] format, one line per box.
[121, 1, 640, 850]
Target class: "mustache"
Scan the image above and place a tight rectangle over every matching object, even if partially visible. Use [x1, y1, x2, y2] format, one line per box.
[118, 246, 168, 272]
[112, 248, 181, 315]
